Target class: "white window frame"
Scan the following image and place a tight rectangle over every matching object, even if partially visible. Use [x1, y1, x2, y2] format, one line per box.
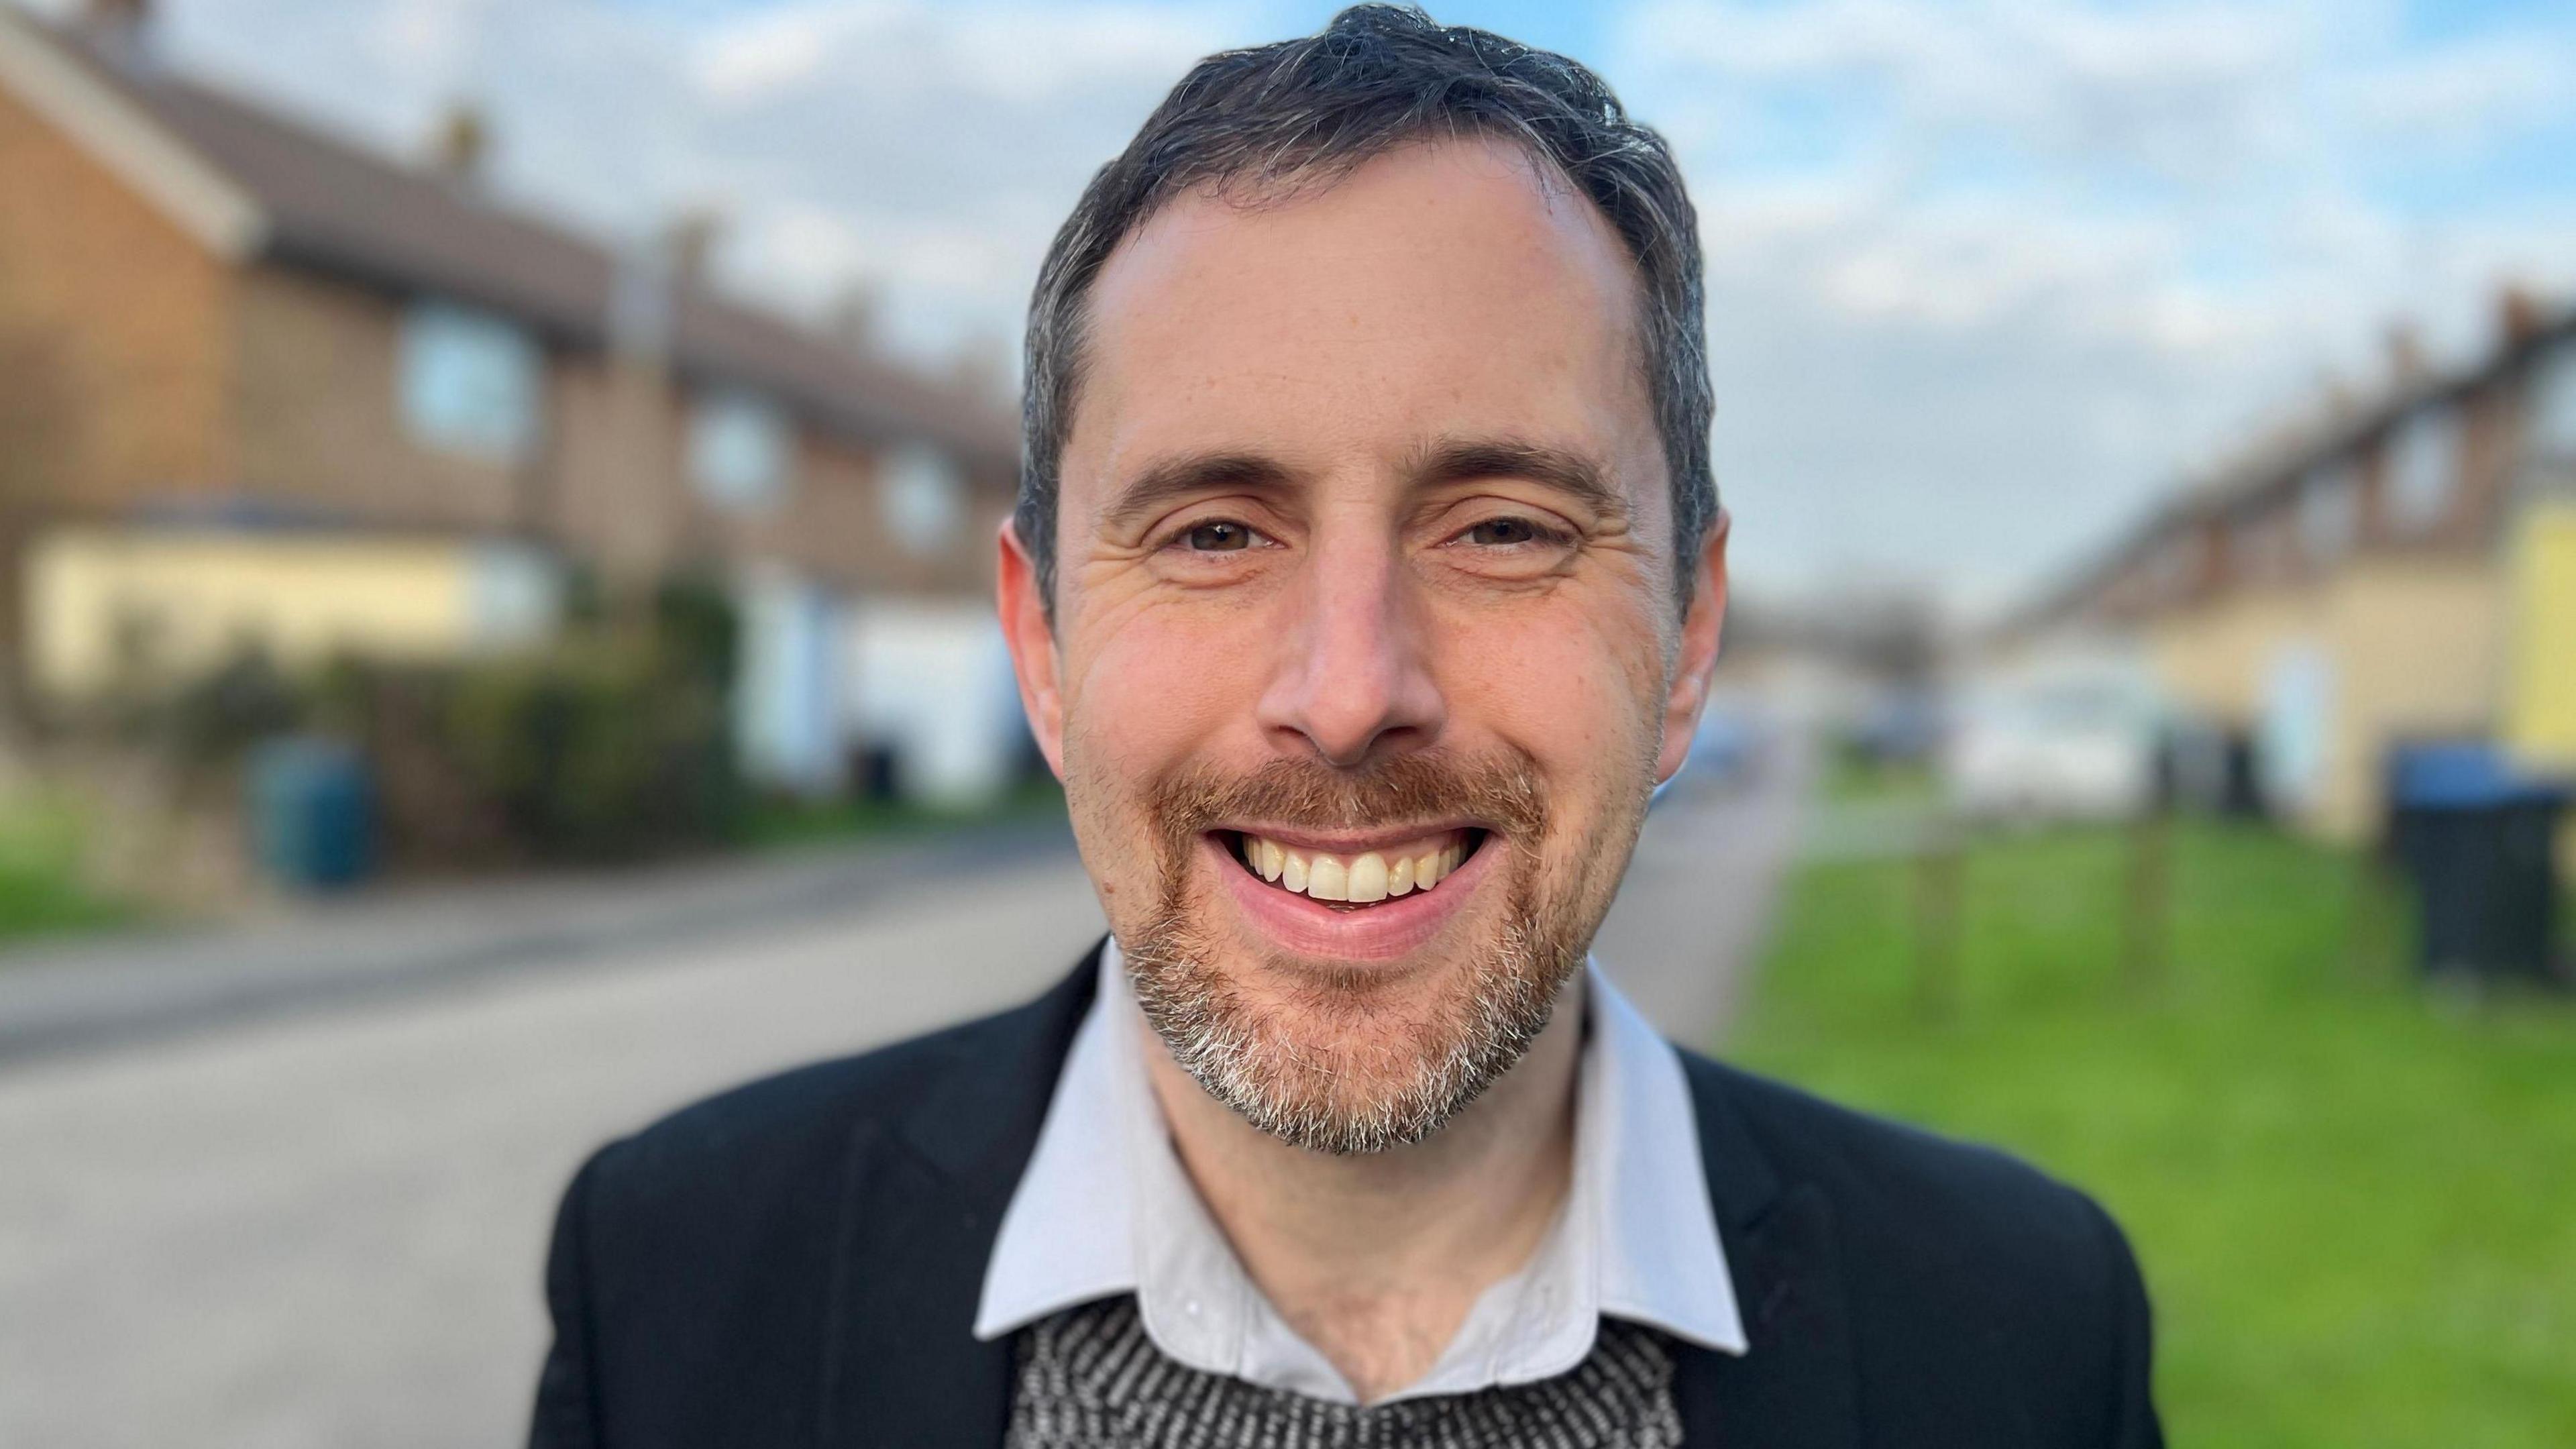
[2385, 408, 2460, 535]
[688, 388, 798, 513]
[880, 443, 965, 558]
[398, 299, 543, 462]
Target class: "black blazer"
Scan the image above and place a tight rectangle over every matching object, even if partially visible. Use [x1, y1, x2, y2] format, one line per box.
[529, 943, 2162, 1447]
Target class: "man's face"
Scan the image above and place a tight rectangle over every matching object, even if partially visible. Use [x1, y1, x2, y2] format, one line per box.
[1001, 138, 1728, 1152]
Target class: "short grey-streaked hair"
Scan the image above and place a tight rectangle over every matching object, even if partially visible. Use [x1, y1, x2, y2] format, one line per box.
[1016, 3, 1716, 614]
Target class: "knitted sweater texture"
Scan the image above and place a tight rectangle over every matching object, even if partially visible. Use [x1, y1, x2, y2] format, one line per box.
[1006, 1296, 1684, 1449]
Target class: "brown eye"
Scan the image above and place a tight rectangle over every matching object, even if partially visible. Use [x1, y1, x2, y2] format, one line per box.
[1468, 517, 1541, 546]
[1185, 521, 1254, 551]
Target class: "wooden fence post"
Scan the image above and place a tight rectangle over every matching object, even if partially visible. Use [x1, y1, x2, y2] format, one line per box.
[1914, 815, 1964, 1021]
[2123, 808, 2172, 994]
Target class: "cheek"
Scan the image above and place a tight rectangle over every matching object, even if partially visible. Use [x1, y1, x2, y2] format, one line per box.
[1061, 600, 1268, 798]
[1443, 602, 1665, 780]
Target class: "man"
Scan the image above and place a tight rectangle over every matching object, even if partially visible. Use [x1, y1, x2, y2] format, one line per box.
[529, 7, 2162, 1446]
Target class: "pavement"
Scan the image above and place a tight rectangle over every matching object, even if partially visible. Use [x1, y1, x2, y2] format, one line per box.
[0, 818, 1076, 1066]
[1594, 753, 1813, 1049]
[0, 755, 1806, 1449]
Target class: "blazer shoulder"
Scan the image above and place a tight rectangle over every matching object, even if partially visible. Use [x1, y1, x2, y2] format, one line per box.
[1680, 1051, 2158, 1442]
[1679, 1046, 2146, 1366]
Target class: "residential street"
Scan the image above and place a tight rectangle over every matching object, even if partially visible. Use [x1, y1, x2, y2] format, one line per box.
[0, 758, 1803, 1449]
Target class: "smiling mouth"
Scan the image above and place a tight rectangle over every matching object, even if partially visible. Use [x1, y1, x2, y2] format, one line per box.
[1224, 828, 1487, 909]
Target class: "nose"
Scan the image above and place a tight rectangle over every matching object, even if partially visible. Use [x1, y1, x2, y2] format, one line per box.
[1255, 532, 1447, 766]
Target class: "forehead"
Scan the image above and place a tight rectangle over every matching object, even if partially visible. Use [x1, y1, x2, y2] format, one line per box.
[1066, 136, 1660, 511]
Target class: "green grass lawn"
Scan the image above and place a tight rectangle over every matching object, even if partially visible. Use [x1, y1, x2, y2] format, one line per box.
[1733, 817, 2576, 1448]
[0, 796, 134, 945]
[1818, 749, 1937, 805]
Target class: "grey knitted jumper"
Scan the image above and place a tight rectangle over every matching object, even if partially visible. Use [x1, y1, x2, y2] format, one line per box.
[1006, 1296, 1684, 1449]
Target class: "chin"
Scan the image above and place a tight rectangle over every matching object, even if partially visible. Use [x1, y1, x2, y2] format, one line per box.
[1122, 832, 1585, 1156]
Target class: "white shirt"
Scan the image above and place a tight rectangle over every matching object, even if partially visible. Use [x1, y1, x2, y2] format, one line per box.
[973, 939, 1748, 1405]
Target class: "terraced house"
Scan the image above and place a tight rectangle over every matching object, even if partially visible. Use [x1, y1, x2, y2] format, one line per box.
[2009, 290, 2576, 846]
[0, 0, 1023, 801]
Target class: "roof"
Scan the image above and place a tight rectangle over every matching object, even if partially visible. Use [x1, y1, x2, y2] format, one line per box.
[1998, 300, 2576, 641]
[1, 9, 1016, 475]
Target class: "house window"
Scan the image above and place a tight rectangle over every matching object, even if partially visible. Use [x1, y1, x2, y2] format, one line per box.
[2385, 409, 2459, 534]
[2299, 464, 2357, 564]
[2533, 343, 2576, 459]
[689, 390, 796, 512]
[399, 299, 541, 461]
[881, 444, 964, 557]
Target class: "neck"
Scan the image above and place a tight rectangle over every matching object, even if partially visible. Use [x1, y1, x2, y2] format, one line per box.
[1138, 969, 1586, 1404]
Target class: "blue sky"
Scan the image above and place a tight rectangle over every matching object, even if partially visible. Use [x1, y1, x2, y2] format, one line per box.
[25, 0, 2575, 614]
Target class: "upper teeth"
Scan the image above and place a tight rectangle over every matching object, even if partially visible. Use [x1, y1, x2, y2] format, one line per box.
[1242, 832, 1468, 903]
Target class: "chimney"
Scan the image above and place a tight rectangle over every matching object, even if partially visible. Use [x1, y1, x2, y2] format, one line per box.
[826, 282, 880, 353]
[81, 0, 154, 28]
[2315, 368, 2357, 421]
[2385, 322, 2428, 389]
[663, 207, 724, 289]
[2498, 284, 2548, 349]
[429, 103, 490, 187]
[608, 240, 672, 362]
[78, 0, 155, 68]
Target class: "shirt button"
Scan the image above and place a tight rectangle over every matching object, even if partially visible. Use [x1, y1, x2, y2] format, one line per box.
[1185, 1299, 1201, 1318]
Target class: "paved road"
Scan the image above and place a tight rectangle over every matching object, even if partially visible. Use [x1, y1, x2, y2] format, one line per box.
[0, 764, 1801, 1449]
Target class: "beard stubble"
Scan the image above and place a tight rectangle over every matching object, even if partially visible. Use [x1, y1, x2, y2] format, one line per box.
[1112, 747, 1631, 1155]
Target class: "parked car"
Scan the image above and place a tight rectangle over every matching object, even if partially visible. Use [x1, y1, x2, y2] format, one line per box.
[1947, 659, 2163, 822]
[1844, 689, 1945, 770]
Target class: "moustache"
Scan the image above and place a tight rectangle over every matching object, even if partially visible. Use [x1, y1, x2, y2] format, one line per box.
[1143, 748, 1549, 857]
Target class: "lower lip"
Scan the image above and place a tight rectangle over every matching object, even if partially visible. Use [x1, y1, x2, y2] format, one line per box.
[1207, 833, 1498, 963]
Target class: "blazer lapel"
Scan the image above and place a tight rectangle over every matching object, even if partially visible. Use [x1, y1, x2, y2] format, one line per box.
[818, 944, 1105, 1449]
[1674, 1056, 1862, 1449]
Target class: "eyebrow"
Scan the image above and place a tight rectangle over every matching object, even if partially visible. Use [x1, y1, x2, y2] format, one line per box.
[1099, 452, 1298, 534]
[1407, 438, 1627, 521]
[1096, 435, 1627, 535]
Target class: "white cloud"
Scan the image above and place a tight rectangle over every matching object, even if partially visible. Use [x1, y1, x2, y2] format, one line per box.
[1624, 0, 2317, 185]
[691, 1, 870, 101]
[2331, 36, 2574, 151]
[1611, 0, 2576, 608]
[693, 0, 1230, 105]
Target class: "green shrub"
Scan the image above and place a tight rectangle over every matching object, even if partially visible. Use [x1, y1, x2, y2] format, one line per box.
[441, 635, 741, 861]
[313, 579, 746, 866]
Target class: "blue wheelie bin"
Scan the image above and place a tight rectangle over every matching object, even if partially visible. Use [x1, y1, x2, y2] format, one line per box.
[247, 737, 376, 890]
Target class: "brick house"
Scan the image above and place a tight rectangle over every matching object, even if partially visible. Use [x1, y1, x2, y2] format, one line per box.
[1999, 294, 2576, 843]
[0, 3, 1023, 796]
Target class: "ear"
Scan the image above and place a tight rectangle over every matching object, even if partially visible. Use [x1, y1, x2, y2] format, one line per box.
[996, 515, 1067, 780]
[1654, 508, 1731, 786]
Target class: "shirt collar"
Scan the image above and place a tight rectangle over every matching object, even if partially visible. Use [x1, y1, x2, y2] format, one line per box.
[973, 938, 1746, 1401]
